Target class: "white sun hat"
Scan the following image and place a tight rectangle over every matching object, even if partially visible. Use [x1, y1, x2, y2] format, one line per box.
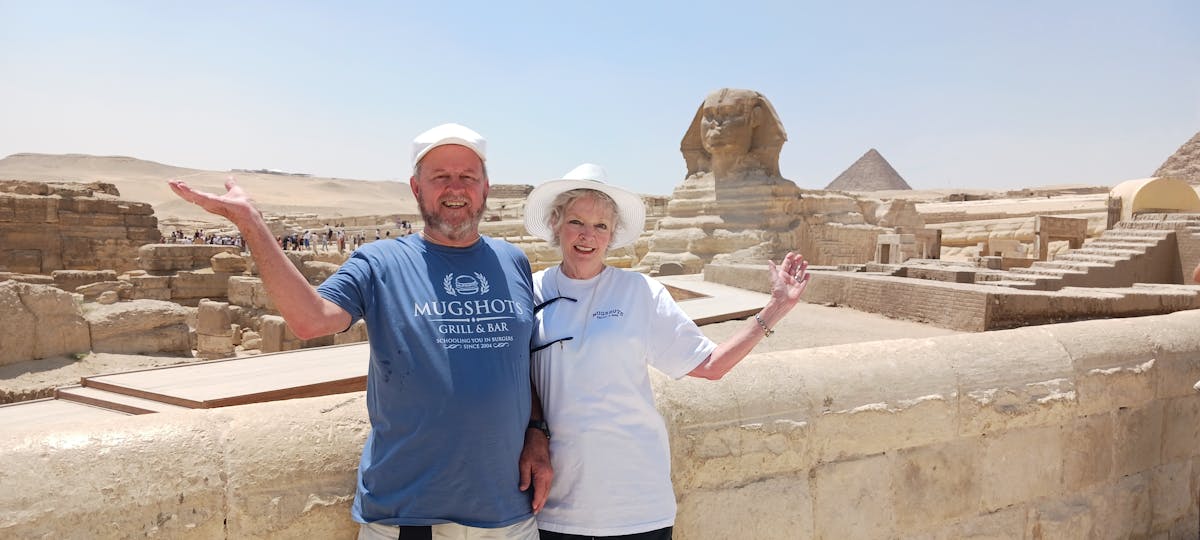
[411, 123, 487, 167]
[524, 163, 646, 249]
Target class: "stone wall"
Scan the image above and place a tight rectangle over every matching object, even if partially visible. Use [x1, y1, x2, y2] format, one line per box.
[3, 311, 1198, 538]
[704, 264, 1200, 331]
[0, 180, 161, 273]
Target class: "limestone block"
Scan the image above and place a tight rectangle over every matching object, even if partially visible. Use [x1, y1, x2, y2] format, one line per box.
[675, 476, 812, 540]
[1112, 402, 1164, 479]
[903, 504, 1028, 540]
[127, 226, 163, 243]
[1087, 473, 1152, 540]
[127, 274, 172, 301]
[1062, 414, 1113, 492]
[75, 280, 132, 300]
[123, 213, 158, 228]
[219, 395, 367, 538]
[1024, 495, 1096, 540]
[210, 251, 248, 274]
[302, 260, 340, 284]
[51, 269, 118, 292]
[0, 271, 54, 285]
[814, 394, 956, 464]
[979, 425, 1065, 512]
[1043, 318, 1157, 415]
[796, 338, 958, 460]
[197, 334, 235, 359]
[891, 439, 981, 533]
[241, 331, 262, 351]
[639, 251, 705, 275]
[58, 211, 127, 227]
[673, 419, 811, 492]
[645, 226, 710, 251]
[196, 299, 233, 336]
[0, 410, 229, 538]
[0, 280, 89, 366]
[1149, 461, 1194, 535]
[524, 243, 563, 266]
[260, 315, 300, 353]
[1143, 310, 1200, 399]
[97, 290, 118, 304]
[10, 195, 56, 222]
[137, 244, 240, 272]
[933, 327, 1075, 436]
[811, 454, 895, 539]
[1161, 395, 1200, 463]
[171, 269, 234, 302]
[228, 275, 276, 310]
[283, 249, 315, 270]
[85, 299, 192, 355]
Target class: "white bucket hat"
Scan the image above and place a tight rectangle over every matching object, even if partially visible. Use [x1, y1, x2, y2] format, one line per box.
[411, 123, 487, 167]
[524, 163, 646, 249]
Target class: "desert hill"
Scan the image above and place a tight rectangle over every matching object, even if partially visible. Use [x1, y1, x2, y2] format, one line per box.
[0, 153, 419, 228]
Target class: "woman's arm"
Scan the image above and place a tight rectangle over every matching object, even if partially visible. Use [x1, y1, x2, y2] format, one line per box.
[688, 252, 810, 380]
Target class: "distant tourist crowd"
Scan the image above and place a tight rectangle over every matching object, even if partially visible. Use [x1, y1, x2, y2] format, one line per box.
[165, 221, 415, 254]
[167, 229, 243, 249]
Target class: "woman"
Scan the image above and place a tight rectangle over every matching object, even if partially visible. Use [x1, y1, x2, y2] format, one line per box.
[524, 164, 810, 539]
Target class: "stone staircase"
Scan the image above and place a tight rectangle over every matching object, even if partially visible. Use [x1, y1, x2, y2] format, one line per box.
[987, 214, 1200, 290]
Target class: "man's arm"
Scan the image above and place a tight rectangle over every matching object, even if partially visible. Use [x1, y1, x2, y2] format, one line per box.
[169, 178, 351, 339]
[519, 380, 553, 513]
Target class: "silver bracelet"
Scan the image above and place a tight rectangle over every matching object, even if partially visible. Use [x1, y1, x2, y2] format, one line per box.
[754, 313, 774, 338]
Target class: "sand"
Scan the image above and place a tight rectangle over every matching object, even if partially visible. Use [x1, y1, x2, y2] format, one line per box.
[0, 153, 419, 228]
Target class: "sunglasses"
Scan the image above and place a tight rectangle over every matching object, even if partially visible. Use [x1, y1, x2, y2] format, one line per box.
[530, 295, 577, 353]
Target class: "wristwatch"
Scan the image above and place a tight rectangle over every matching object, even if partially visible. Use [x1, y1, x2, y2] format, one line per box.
[527, 419, 551, 439]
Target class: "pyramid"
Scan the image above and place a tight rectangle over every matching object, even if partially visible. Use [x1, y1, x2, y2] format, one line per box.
[1154, 130, 1200, 184]
[825, 148, 912, 191]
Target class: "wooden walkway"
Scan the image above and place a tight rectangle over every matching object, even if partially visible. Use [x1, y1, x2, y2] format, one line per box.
[0, 343, 369, 432]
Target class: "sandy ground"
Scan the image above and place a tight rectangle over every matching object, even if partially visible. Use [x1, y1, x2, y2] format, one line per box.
[0, 153, 418, 229]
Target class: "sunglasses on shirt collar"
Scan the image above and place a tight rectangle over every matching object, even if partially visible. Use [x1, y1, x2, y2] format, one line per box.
[530, 295, 577, 353]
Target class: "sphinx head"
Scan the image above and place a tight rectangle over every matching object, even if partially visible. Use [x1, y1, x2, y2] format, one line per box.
[681, 88, 787, 178]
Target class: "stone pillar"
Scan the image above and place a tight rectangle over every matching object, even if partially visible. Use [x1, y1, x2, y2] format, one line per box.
[196, 299, 235, 359]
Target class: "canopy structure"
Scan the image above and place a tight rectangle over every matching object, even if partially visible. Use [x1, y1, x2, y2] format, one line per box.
[1109, 176, 1200, 222]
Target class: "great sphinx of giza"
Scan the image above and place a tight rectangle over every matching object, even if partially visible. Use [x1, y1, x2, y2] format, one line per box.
[638, 88, 926, 274]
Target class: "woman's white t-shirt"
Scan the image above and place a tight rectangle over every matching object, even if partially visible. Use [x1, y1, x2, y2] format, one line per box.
[531, 265, 717, 536]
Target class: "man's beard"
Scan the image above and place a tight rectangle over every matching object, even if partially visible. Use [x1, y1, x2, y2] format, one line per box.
[417, 195, 487, 242]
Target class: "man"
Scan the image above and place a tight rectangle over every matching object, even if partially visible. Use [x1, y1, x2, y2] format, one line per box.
[169, 123, 551, 539]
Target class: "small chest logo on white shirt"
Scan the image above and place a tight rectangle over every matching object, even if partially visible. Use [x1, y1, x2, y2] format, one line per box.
[443, 273, 490, 296]
[592, 309, 624, 320]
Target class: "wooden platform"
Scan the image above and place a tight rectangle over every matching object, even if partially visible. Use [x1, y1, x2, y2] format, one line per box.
[79, 342, 369, 409]
[56, 385, 190, 415]
[0, 398, 129, 431]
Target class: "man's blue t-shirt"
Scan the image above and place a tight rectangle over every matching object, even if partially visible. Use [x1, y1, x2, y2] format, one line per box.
[317, 235, 535, 527]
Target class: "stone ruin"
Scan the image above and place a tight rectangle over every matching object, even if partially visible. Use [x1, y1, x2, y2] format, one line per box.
[0, 244, 369, 372]
[0, 180, 161, 274]
[637, 88, 935, 274]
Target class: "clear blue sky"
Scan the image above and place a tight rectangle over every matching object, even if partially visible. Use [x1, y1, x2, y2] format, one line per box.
[2, 1, 1197, 195]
